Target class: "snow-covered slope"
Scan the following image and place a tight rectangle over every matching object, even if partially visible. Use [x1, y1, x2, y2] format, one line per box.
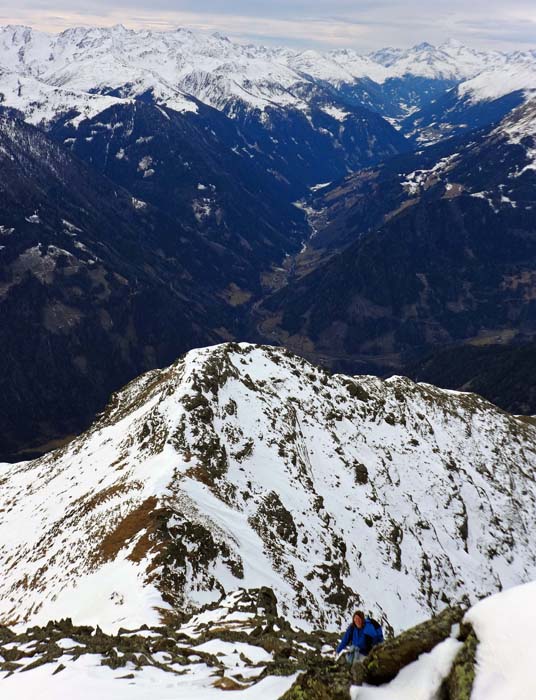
[458, 60, 536, 104]
[465, 581, 536, 700]
[0, 66, 129, 126]
[1, 343, 535, 635]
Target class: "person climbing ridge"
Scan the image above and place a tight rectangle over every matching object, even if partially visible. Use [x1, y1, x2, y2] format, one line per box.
[336, 610, 384, 664]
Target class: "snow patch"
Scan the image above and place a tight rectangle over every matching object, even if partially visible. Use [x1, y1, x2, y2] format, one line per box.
[466, 580, 536, 700]
[322, 104, 350, 121]
[351, 637, 462, 700]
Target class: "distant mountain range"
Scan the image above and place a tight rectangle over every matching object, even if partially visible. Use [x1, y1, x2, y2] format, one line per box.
[1, 25, 536, 154]
[1, 25, 536, 457]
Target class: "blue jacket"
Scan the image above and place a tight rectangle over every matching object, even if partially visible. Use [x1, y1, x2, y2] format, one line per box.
[337, 619, 378, 655]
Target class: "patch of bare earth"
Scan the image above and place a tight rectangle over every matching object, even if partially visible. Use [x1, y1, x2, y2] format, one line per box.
[94, 496, 159, 565]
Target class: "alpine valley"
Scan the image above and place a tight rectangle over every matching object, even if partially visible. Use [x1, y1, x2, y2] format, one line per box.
[2, 26, 536, 455]
[1, 22, 536, 700]
[0, 25, 535, 459]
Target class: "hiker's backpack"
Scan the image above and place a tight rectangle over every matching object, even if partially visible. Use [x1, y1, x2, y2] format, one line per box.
[368, 618, 384, 646]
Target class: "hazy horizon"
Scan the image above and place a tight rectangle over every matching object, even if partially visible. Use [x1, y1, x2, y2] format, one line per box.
[1, 0, 535, 52]
[1, 21, 535, 56]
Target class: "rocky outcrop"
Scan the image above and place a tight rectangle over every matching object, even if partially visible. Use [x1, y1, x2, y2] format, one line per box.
[282, 605, 476, 700]
[442, 625, 478, 700]
[352, 605, 465, 685]
[0, 588, 342, 695]
[280, 659, 351, 700]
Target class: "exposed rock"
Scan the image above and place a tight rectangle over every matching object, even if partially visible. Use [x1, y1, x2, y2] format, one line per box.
[0, 588, 339, 693]
[352, 605, 465, 686]
[279, 658, 351, 700]
[353, 462, 369, 485]
[257, 587, 279, 618]
[213, 676, 244, 690]
[442, 626, 478, 700]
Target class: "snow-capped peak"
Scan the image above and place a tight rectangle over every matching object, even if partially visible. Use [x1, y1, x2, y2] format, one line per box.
[458, 60, 536, 104]
[1, 342, 535, 635]
[368, 39, 507, 82]
[0, 25, 534, 127]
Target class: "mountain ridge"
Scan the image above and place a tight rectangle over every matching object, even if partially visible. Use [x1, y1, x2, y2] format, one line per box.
[2, 342, 535, 636]
[1, 25, 534, 128]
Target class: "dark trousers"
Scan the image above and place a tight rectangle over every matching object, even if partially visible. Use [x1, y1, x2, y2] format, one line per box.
[345, 647, 365, 665]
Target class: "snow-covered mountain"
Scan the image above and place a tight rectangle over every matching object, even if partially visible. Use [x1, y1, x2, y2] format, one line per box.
[403, 53, 536, 144]
[0, 27, 516, 107]
[370, 39, 505, 81]
[1, 342, 535, 636]
[0, 24, 413, 195]
[1, 25, 534, 127]
[0, 24, 364, 122]
[2, 24, 536, 193]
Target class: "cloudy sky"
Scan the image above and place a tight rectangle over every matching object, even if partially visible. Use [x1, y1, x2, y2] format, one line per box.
[1, 0, 536, 50]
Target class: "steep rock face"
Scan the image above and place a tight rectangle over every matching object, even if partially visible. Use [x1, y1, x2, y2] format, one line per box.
[1, 343, 535, 634]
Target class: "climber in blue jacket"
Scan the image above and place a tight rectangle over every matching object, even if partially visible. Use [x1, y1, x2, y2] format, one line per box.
[336, 611, 383, 664]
